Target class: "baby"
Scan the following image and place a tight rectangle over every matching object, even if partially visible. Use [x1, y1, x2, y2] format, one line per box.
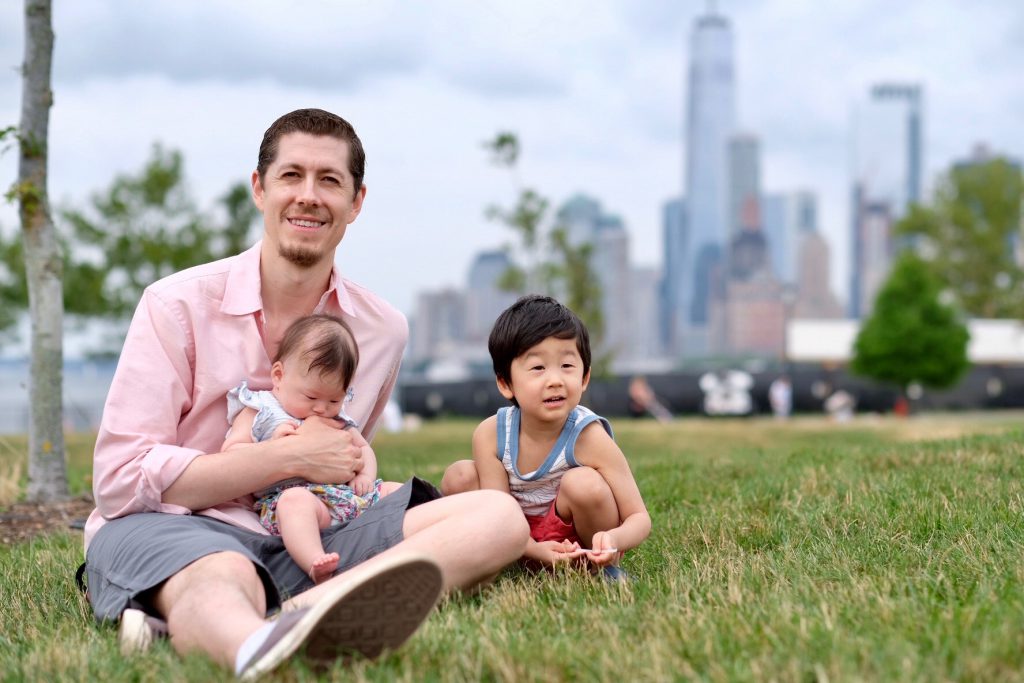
[222, 314, 396, 583]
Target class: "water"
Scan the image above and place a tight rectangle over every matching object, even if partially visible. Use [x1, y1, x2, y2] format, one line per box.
[0, 359, 117, 434]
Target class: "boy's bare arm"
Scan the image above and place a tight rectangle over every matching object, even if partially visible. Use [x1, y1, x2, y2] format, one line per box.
[471, 416, 511, 493]
[472, 417, 580, 565]
[221, 407, 258, 451]
[575, 423, 653, 555]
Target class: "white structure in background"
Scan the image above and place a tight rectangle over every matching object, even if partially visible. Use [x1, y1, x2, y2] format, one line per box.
[698, 369, 753, 416]
[786, 319, 1024, 364]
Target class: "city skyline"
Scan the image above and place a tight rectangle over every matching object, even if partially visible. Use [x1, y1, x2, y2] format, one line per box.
[1, 1, 1021, 318]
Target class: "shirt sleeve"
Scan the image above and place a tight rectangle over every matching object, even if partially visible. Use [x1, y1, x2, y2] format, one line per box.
[362, 355, 402, 442]
[91, 289, 204, 520]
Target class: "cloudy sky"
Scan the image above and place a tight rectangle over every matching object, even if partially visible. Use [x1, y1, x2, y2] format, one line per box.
[1, 0, 1021, 317]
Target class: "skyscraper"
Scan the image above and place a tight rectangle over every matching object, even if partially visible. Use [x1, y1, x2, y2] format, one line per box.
[410, 288, 467, 363]
[558, 194, 631, 359]
[659, 197, 687, 354]
[465, 250, 517, 343]
[680, 5, 736, 353]
[849, 83, 923, 318]
[793, 229, 844, 320]
[728, 134, 761, 240]
[762, 190, 816, 285]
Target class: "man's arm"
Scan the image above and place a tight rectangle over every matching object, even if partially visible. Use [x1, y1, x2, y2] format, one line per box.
[93, 289, 362, 519]
[361, 356, 402, 442]
[164, 417, 362, 510]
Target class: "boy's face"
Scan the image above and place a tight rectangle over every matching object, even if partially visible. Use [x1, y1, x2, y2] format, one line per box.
[271, 356, 347, 420]
[497, 336, 590, 423]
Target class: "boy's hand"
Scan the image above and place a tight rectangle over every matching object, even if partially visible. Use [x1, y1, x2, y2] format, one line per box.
[349, 472, 374, 496]
[526, 539, 582, 566]
[583, 531, 619, 567]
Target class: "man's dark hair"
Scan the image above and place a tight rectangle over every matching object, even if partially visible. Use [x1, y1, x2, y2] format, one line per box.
[257, 108, 366, 197]
[488, 295, 591, 400]
[274, 314, 359, 389]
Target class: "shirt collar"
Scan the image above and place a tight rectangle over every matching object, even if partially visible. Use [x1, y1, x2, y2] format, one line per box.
[220, 240, 356, 318]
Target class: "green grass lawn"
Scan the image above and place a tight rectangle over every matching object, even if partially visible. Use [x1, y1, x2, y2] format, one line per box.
[3, 413, 1024, 681]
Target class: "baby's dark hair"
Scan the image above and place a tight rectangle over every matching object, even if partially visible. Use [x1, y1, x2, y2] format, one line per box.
[273, 314, 359, 389]
[489, 295, 591, 396]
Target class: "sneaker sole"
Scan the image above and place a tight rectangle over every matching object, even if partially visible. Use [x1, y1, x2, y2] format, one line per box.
[241, 553, 443, 680]
[118, 608, 151, 655]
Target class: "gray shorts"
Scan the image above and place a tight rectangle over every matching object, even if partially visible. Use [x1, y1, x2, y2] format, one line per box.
[84, 477, 440, 622]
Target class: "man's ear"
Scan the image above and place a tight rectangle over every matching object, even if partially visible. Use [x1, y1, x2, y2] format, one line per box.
[347, 184, 367, 223]
[251, 170, 265, 212]
[496, 376, 515, 401]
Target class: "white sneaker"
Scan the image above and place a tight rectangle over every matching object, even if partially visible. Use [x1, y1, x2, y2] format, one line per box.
[118, 607, 169, 655]
[239, 553, 443, 680]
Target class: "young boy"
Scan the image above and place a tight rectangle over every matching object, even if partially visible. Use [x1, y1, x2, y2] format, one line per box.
[441, 295, 651, 578]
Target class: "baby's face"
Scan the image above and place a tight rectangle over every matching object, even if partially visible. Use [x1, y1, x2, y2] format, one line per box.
[272, 356, 347, 420]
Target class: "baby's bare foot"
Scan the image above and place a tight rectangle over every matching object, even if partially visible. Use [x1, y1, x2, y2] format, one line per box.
[309, 553, 340, 584]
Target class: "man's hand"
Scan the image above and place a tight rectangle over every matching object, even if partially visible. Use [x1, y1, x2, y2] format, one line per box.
[524, 539, 582, 566]
[289, 417, 363, 484]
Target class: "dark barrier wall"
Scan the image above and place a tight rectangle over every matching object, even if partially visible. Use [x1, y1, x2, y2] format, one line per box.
[399, 364, 1024, 419]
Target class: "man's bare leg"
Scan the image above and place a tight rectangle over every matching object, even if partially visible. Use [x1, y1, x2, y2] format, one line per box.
[152, 548, 445, 677]
[289, 489, 528, 608]
[152, 551, 267, 667]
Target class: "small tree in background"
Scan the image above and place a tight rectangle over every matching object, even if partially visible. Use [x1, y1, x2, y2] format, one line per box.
[61, 144, 256, 321]
[851, 251, 970, 397]
[896, 157, 1024, 318]
[0, 145, 257, 354]
[483, 132, 605, 358]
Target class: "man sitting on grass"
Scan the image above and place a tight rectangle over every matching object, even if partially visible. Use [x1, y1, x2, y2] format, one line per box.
[81, 108, 529, 678]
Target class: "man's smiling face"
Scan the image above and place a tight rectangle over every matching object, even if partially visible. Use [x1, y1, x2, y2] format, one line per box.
[252, 131, 366, 269]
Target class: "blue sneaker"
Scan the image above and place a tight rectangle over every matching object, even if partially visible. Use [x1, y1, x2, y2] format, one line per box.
[600, 565, 632, 584]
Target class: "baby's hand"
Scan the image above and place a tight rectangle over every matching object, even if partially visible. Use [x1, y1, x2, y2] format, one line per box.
[271, 422, 299, 439]
[349, 472, 374, 497]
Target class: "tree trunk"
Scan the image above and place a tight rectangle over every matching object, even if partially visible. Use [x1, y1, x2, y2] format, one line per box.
[19, 0, 67, 502]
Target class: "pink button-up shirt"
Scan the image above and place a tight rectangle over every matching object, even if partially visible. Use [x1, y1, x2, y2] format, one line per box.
[84, 241, 408, 549]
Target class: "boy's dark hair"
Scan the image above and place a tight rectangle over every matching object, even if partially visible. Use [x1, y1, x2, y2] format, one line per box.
[274, 314, 359, 390]
[489, 295, 591, 398]
[257, 108, 366, 197]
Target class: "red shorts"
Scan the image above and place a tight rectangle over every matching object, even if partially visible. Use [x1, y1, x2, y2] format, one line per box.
[525, 498, 580, 545]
